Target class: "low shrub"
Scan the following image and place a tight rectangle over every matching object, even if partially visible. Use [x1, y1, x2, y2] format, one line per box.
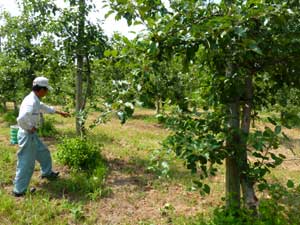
[56, 137, 103, 172]
[2, 111, 17, 126]
[56, 136, 108, 200]
[38, 118, 58, 137]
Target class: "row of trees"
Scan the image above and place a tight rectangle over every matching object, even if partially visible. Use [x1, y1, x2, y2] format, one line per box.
[1, 0, 300, 215]
[0, 0, 108, 135]
[0, 0, 193, 130]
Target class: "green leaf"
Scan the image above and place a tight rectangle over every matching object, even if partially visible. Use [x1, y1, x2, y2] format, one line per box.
[246, 39, 263, 55]
[267, 117, 277, 126]
[117, 111, 126, 124]
[234, 26, 247, 37]
[287, 179, 294, 188]
[111, 49, 118, 57]
[133, 21, 142, 25]
[274, 125, 281, 135]
[278, 153, 286, 159]
[203, 184, 210, 194]
[253, 142, 264, 151]
[257, 183, 268, 191]
[193, 180, 203, 188]
[104, 50, 111, 57]
[104, 10, 114, 19]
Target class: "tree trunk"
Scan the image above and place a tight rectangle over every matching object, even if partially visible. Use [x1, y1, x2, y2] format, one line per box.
[13, 100, 18, 114]
[225, 101, 241, 209]
[3, 101, 7, 112]
[178, 99, 189, 112]
[76, 56, 84, 136]
[240, 74, 258, 210]
[155, 97, 161, 114]
[75, 0, 85, 136]
[82, 54, 91, 110]
[225, 61, 241, 209]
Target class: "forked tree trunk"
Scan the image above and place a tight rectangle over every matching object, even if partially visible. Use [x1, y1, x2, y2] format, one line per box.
[240, 74, 258, 210]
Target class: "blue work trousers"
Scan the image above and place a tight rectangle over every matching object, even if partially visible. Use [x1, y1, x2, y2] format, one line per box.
[13, 130, 52, 194]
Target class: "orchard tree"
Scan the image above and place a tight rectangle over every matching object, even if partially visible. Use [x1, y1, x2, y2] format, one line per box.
[1, 0, 108, 135]
[96, 33, 200, 116]
[104, 0, 300, 211]
[0, 53, 28, 112]
[0, 0, 58, 109]
[53, 0, 108, 135]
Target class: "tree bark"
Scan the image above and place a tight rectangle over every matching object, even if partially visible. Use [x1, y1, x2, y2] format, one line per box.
[13, 100, 18, 114]
[225, 61, 241, 209]
[75, 0, 85, 136]
[155, 97, 161, 114]
[225, 100, 241, 209]
[82, 54, 91, 110]
[3, 101, 7, 112]
[240, 74, 258, 210]
[75, 56, 84, 135]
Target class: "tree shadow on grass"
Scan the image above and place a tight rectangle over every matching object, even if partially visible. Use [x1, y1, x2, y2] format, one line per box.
[105, 157, 154, 190]
[105, 156, 195, 191]
[38, 155, 195, 203]
[38, 157, 155, 202]
[38, 174, 109, 203]
[280, 137, 300, 155]
[38, 177, 84, 201]
[131, 114, 155, 120]
[89, 132, 115, 145]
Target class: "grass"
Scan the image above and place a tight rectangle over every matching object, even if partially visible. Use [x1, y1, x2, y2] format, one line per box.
[0, 146, 15, 187]
[0, 108, 300, 224]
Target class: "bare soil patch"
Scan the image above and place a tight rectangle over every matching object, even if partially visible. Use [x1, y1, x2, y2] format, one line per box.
[88, 156, 222, 225]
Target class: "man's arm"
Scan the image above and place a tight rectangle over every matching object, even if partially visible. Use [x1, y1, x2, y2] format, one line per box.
[40, 102, 70, 117]
[55, 110, 70, 117]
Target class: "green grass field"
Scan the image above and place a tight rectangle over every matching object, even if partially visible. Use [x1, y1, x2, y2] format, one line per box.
[0, 108, 300, 224]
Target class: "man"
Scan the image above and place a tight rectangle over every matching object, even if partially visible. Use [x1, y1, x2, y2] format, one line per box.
[13, 76, 70, 197]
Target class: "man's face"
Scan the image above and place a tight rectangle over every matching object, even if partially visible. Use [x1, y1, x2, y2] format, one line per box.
[37, 88, 48, 98]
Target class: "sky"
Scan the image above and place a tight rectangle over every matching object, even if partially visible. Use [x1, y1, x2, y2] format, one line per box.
[0, 0, 144, 39]
[0, 0, 220, 38]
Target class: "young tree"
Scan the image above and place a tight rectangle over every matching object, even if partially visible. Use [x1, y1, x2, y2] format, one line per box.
[54, 0, 108, 135]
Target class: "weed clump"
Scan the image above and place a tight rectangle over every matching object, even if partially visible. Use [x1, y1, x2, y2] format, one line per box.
[38, 118, 58, 137]
[56, 137, 108, 199]
[2, 111, 17, 125]
[56, 137, 102, 172]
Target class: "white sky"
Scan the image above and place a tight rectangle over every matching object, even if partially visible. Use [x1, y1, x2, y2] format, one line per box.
[0, 0, 220, 38]
[0, 0, 145, 39]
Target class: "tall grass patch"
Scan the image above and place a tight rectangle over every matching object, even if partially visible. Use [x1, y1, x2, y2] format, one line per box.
[55, 137, 108, 200]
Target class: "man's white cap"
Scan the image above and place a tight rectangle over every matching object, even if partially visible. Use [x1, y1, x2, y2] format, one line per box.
[33, 77, 53, 90]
